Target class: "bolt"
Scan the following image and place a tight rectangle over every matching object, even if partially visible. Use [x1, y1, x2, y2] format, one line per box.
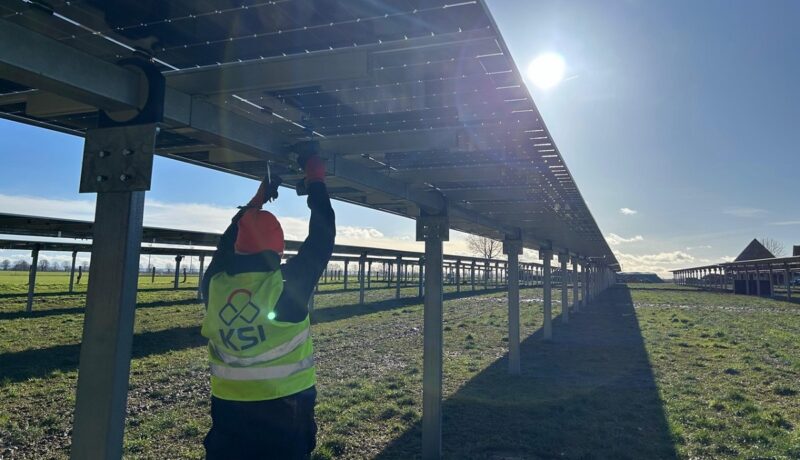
[98, 150, 109, 158]
[96, 175, 107, 182]
[122, 148, 133, 156]
[120, 174, 131, 182]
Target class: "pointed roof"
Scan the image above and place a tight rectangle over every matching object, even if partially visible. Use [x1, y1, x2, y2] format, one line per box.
[734, 239, 776, 262]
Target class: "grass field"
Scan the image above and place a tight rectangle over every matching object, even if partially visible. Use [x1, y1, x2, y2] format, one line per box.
[0, 273, 798, 459]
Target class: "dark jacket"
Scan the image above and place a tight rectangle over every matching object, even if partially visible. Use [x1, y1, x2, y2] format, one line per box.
[201, 181, 335, 322]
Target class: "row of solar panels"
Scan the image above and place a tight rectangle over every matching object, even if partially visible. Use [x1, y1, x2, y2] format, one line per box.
[0, 0, 618, 268]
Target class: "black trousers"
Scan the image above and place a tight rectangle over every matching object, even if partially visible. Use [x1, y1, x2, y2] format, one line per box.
[204, 387, 317, 460]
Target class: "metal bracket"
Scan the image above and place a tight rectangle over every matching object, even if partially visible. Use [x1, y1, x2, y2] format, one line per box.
[98, 55, 165, 127]
[416, 209, 449, 242]
[79, 123, 158, 193]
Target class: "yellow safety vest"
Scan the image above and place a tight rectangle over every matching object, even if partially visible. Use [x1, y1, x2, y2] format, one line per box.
[201, 270, 315, 401]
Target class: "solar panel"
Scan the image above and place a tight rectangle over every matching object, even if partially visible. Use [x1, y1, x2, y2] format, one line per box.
[0, 0, 617, 268]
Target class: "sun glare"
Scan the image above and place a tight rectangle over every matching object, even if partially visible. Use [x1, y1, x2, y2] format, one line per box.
[527, 53, 566, 90]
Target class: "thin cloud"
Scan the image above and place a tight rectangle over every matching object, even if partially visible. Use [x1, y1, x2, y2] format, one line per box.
[619, 207, 638, 215]
[606, 233, 644, 246]
[770, 220, 800, 226]
[0, 193, 433, 262]
[685, 245, 712, 251]
[723, 207, 767, 218]
[615, 250, 695, 278]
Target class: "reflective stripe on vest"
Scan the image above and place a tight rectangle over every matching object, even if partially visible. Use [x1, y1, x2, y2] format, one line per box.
[211, 356, 315, 381]
[202, 269, 316, 401]
[212, 327, 310, 367]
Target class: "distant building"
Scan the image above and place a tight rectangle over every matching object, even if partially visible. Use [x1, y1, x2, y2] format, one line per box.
[617, 272, 663, 283]
[794, 245, 800, 257]
[734, 239, 775, 262]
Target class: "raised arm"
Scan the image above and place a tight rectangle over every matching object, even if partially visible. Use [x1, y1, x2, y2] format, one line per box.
[285, 153, 335, 274]
[284, 181, 335, 276]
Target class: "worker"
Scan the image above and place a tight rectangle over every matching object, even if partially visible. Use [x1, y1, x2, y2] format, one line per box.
[200, 154, 334, 459]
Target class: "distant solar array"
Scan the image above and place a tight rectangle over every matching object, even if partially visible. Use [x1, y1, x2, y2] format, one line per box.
[0, 0, 617, 266]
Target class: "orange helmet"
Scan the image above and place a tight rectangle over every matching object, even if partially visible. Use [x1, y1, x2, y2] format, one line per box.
[234, 209, 285, 256]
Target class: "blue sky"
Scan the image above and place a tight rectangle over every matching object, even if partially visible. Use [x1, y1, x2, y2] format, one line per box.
[0, 0, 798, 276]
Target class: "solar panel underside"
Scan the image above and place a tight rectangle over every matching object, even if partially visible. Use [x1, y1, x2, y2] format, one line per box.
[0, 0, 617, 266]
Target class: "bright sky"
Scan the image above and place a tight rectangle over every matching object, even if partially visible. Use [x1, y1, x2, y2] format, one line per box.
[1, 0, 798, 277]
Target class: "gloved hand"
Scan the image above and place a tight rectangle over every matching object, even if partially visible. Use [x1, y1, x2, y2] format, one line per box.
[244, 175, 281, 210]
[303, 154, 325, 184]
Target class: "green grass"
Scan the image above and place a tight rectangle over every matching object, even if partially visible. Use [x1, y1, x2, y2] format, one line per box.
[0, 276, 798, 459]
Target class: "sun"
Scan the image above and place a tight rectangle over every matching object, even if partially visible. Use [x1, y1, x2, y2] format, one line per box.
[527, 53, 566, 90]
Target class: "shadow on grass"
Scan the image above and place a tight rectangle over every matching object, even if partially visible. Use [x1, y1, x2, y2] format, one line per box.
[0, 326, 204, 383]
[0, 286, 198, 300]
[311, 287, 509, 324]
[0, 297, 200, 321]
[0, 287, 510, 383]
[376, 285, 678, 460]
[624, 285, 706, 293]
[1, 285, 509, 322]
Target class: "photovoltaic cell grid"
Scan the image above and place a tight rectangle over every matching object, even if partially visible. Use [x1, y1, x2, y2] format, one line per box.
[0, 0, 618, 266]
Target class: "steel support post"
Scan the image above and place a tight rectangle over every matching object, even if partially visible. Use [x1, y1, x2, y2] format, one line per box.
[418, 258, 425, 298]
[746, 269, 751, 295]
[72, 191, 146, 460]
[540, 249, 553, 340]
[359, 254, 366, 305]
[592, 267, 597, 298]
[582, 263, 589, 307]
[504, 237, 522, 375]
[197, 255, 205, 300]
[455, 260, 461, 293]
[343, 259, 349, 290]
[769, 267, 774, 298]
[69, 250, 78, 293]
[173, 255, 182, 289]
[785, 266, 792, 300]
[417, 210, 448, 460]
[598, 267, 603, 296]
[70, 121, 157, 460]
[471, 262, 476, 291]
[571, 259, 579, 312]
[395, 256, 403, 299]
[559, 253, 569, 324]
[26, 245, 40, 312]
[367, 261, 373, 289]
